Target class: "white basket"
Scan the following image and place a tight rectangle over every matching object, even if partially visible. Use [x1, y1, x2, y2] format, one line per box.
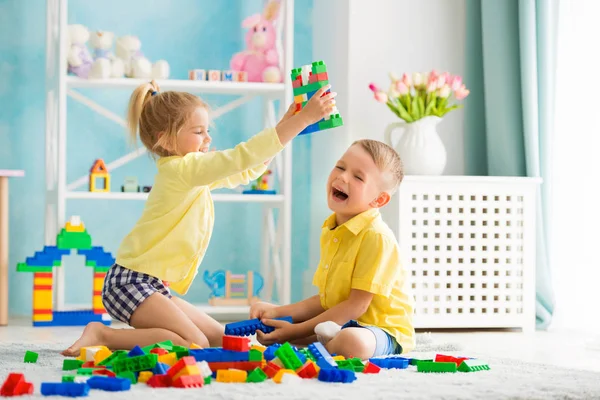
[381, 176, 541, 332]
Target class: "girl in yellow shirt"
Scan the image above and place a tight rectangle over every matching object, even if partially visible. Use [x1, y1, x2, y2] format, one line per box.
[63, 80, 336, 356]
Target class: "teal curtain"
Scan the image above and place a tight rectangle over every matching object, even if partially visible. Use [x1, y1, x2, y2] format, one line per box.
[465, 0, 558, 329]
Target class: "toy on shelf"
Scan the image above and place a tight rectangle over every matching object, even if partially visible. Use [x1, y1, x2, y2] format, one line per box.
[229, 0, 282, 83]
[88, 31, 124, 79]
[243, 170, 275, 195]
[16, 216, 114, 327]
[89, 159, 110, 192]
[115, 35, 169, 79]
[203, 270, 263, 306]
[121, 177, 152, 193]
[292, 60, 344, 135]
[188, 69, 248, 82]
[67, 24, 94, 79]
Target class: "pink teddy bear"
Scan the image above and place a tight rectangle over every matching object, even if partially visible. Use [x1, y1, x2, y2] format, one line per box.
[230, 0, 282, 83]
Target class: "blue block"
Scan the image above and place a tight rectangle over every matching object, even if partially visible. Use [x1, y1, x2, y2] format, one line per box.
[368, 357, 409, 369]
[33, 310, 111, 327]
[78, 247, 115, 267]
[128, 346, 145, 357]
[189, 349, 248, 363]
[41, 382, 90, 397]
[263, 343, 281, 361]
[86, 376, 131, 392]
[299, 123, 319, 136]
[308, 342, 337, 369]
[152, 362, 169, 375]
[242, 190, 277, 195]
[317, 368, 356, 383]
[26, 246, 70, 266]
[224, 317, 293, 337]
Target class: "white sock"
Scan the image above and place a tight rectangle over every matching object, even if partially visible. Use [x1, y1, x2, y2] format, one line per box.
[314, 321, 342, 345]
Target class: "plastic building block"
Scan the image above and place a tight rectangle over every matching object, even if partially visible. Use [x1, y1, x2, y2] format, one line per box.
[248, 349, 263, 362]
[298, 348, 316, 362]
[435, 354, 470, 366]
[263, 343, 281, 361]
[157, 353, 177, 367]
[362, 361, 381, 374]
[40, 382, 90, 397]
[409, 357, 431, 366]
[262, 361, 281, 379]
[33, 310, 110, 327]
[137, 371, 153, 384]
[150, 348, 169, 356]
[81, 361, 96, 368]
[317, 368, 356, 383]
[78, 247, 115, 268]
[272, 369, 296, 384]
[112, 353, 158, 374]
[336, 358, 364, 372]
[172, 345, 189, 358]
[222, 335, 251, 352]
[146, 374, 171, 388]
[216, 369, 247, 383]
[242, 189, 277, 195]
[1, 373, 34, 396]
[63, 359, 85, 371]
[307, 342, 337, 369]
[56, 228, 92, 250]
[76, 368, 99, 376]
[368, 357, 409, 369]
[246, 367, 268, 383]
[142, 340, 173, 353]
[24, 350, 38, 363]
[166, 356, 198, 381]
[86, 376, 131, 392]
[207, 361, 262, 371]
[172, 374, 204, 388]
[417, 361, 457, 373]
[458, 359, 490, 372]
[224, 316, 293, 336]
[62, 376, 76, 383]
[274, 342, 303, 370]
[189, 348, 249, 363]
[93, 349, 112, 365]
[127, 346, 145, 358]
[152, 362, 170, 375]
[116, 371, 137, 384]
[92, 369, 116, 378]
[24, 246, 70, 267]
[296, 361, 318, 379]
[97, 350, 126, 367]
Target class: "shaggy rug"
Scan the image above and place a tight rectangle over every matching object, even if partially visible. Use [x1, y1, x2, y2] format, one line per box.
[1, 334, 599, 400]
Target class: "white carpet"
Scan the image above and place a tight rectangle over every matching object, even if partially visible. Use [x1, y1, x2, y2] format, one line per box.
[1, 335, 599, 400]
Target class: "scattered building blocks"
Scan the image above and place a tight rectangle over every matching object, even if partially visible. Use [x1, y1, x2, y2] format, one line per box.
[89, 159, 110, 192]
[23, 350, 38, 363]
[417, 361, 458, 373]
[224, 316, 293, 336]
[1, 373, 34, 396]
[458, 359, 490, 372]
[274, 343, 303, 370]
[40, 382, 90, 397]
[86, 376, 131, 392]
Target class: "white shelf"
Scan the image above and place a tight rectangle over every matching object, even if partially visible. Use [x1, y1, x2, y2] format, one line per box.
[65, 191, 284, 204]
[66, 76, 285, 97]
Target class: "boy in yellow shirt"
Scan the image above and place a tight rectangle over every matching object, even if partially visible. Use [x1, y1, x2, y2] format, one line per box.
[251, 139, 415, 358]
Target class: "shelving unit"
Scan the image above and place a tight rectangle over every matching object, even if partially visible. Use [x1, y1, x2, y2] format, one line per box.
[44, 0, 295, 318]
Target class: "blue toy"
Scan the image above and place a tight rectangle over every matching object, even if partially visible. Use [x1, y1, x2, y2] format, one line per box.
[203, 270, 263, 306]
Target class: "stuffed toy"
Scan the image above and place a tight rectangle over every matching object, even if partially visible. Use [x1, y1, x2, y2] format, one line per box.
[115, 35, 170, 79]
[89, 31, 124, 79]
[229, 0, 282, 83]
[67, 24, 93, 79]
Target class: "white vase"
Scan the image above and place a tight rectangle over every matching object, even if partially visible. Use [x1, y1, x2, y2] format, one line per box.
[384, 116, 447, 175]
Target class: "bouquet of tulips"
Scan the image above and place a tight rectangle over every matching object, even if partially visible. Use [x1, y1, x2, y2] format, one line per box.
[368, 71, 470, 123]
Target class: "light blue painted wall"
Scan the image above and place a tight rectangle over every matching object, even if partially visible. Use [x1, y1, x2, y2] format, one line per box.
[0, 0, 313, 315]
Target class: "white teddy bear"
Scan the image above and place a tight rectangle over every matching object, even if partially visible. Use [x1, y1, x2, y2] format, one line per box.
[66, 24, 93, 78]
[88, 31, 124, 79]
[115, 35, 169, 79]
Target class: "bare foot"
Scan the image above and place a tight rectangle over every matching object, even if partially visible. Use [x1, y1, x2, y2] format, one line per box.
[61, 322, 106, 357]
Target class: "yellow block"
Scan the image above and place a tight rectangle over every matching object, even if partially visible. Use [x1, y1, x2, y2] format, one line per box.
[333, 355, 346, 361]
[33, 277, 53, 286]
[138, 371, 153, 384]
[251, 344, 266, 353]
[90, 173, 110, 193]
[65, 221, 85, 232]
[94, 349, 112, 365]
[271, 357, 284, 368]
[158, 353, 178, 367]
[92, 297, 104, 310]
[93, 278, 104, 291]
[33, 290, 53, 309]
[216, 369, 247, 383]
[32, 312, 53, 322]
[294, 94, 308, 103]
[78, 346, 109, 362]
[172, 365, 201, 382]
[273, 369, 296, 384]
[190, 343, 203, 349]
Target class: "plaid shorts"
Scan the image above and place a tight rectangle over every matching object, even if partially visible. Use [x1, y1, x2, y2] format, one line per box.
[102, 264, 171, 324]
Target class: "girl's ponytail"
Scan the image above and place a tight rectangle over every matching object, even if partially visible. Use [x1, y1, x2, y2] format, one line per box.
[126, 80, 159, 144]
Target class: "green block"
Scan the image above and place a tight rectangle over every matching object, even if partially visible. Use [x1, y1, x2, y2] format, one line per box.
[204, 376, 211, 385]
[56, 229, 92, 250]
[141, 341, 173, 353]
[290, 68, 302, 81]
[311, 60, 327, 74]
[76, 368, 98, 376]
[172, 345, 189, 359]
[53, 260, 62, 266]
[410, 358, 432, 366]
[292, 80, 329, 96]
[62, 375, 75, 383]
[458, 359, 490, 372]
[318, 115, 344, 131]
[17, 263, 53, 273]
[249, 349, 263, 362]
[62, 359, 84, 371]
[274, 343, 303, 370]
[113, 353, 158, 374]
[335, 358, 364, 373]
[97, 350, 128, 367]
[417, 361, 457, 373]
[299, 348, 316, 362]
[24, 351, 38, 363]
[336, 360, 355, 372]
[246, 367, 267, 383]
[117, 371, 137, 384]
[85, 260, 96, 267]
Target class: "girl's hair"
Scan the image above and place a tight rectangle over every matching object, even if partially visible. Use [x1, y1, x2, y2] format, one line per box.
[126, 80, 209, 157]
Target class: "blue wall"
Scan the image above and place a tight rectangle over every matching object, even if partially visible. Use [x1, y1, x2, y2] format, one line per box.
[0, 0, 313, 315]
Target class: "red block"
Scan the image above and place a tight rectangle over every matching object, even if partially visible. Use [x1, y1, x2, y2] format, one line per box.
[363, 362, 382, 374]
[208, 361, 262, 371]
[296, 361, 318, 379]
[93, 369, 116, 378]
[222, 335, 250, 352]
[167, 356, 197, 379]
[263, 361, 281, 379]
[309, 72, 329, 83]
[1, 373, 34, 396]
[292, 79, 302, 88]
[82, 361, 97, 368]
[150, 348, 169, 356]
[172, 374, 204, 388]
[147, 374, 172, 388]
[435, 354, 469, 366]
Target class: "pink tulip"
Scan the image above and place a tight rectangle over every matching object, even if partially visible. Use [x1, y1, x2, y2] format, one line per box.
[450, 75, 463, 91]
[368, 83, 380, 93]
[437, 72, 450, 88]
[426, 81, 437, 93]
[428, 70, 439, 84]
[395, 81, 409, 95]
[374, 91, 388, 103]
[401, 73, 412, 88]
[455, 84, 470, 100]
[389, 72, 399, 82]
[439, 85, 451, 98]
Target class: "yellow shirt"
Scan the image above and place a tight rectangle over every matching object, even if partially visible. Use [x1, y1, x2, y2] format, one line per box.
[312, 208, 415, 353]
[116, 128, 284, 295]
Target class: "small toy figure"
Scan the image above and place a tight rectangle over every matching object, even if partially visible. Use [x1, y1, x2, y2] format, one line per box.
[243, 170, 276, 195]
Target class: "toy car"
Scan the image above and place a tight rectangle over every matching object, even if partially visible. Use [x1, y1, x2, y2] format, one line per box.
[121, 177, 140, 192]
